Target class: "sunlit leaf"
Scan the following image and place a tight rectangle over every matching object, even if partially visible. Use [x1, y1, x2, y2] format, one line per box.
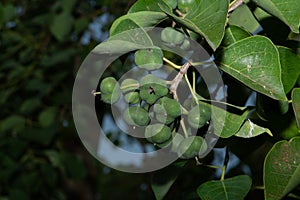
[197, 175, 252, 200]
[235, 119, 272, 138]
[264, 137, 300, 199]
[218, 36, 287, 101]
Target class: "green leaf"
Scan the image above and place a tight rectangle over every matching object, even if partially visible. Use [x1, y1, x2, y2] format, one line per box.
[264, 137, 300, 199]
[197, 175, 252, 200]
[229, 4, 261, 34]
[0, 115, 25, 132]
[109, 18, 153, 46]
[211, 106, 249, 138]
[151, 161, 186, 200]
[20, 98, 41, 114]
[222, 25, 251, 47]
[252, 0, 300, 33]
[235, 119, 272, 138]
[278, 47, 300, 93]
[218, 36, 287, 101]
[50, 12, 74, 41]
[38, 107, 57, 127]
[128, 0, 172, 13]
[110, 11, 167, 36]
[159, 0, 228, 50]
[61, 0, 77, 13]
[292, 88, 300, 129]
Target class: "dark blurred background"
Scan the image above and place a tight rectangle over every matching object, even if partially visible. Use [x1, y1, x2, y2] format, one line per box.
[0, 0, 162, 199]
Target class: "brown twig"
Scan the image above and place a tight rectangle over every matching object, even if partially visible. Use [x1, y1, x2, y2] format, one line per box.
[170, 61, 191, 99]
[228, 0, 244, 13]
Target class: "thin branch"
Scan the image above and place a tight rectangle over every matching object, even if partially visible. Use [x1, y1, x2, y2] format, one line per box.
[228, 0, 244, 13]
[170, 61, 191, 99]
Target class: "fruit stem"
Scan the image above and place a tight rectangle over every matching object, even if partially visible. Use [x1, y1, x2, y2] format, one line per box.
[221, 147, 229, 181]
[163, 57, 181, 69]
[180, 118, 189, 138]
[91, 90, 101, 96]
[184, 74, 199, 104]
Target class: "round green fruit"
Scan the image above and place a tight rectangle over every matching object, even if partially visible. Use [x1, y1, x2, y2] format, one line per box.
[161, 27, 184, 45]
[135, 48, 163, 70]
[123, 106, 150, 127]
[153, 104, 175, 124]
[120, 78, 139, 93]
[100, 77, 119, 94]
[139, 74, 169, 104]
[145, 123, 172, 144]
[157, 97, 181, 118]
[180, 39, 191, 50]
[187, 104, 211, 129]
[177, 136, 207, 159]
[124, 91, 140, 104]
[100, 87, 121, 104]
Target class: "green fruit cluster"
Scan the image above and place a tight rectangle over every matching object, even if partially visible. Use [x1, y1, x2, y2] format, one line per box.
[98, 46, 212, 160]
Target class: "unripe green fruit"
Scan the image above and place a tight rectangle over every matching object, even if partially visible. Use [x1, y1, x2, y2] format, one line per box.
[145, 123, 172, 144]
[177, 136, 207, 159]
[123, 106, 150, 127]
[120, 78, 139, 93]
[157, 97, 181, 118]
[153, 104, 175, 124]
[161, 27, 184, 45]
[100, 77, 118, 94]
[100, 93, 119, 104]
[187, 104, 211, 129]
[139, 74, 169, 104]
[180, 39, 191, 50]
[170, 133, 184, 152]
[124, 91, 140, 104]
[135, 48, 163, 70]
[152, 97, 181, 124]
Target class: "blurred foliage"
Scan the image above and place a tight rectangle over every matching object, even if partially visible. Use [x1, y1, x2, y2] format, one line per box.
[0, 0, 153, 199]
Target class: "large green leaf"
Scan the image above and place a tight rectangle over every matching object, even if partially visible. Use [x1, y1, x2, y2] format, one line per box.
[229, 4, 260, 34]
[159, 0, 228, 50]
[222, 25, 251, 47]
[292, 88, 300, 129]
[128, 0, 172, 13]
[151, 161, 186, 200]
[252, 0, 300, 33]
[110, 11, 167, 36]
[197, 175, 252, 200]
[218, 36, 287, 101]
[235, 119, 272, 138]
[264, 137, 300, 199]
[278, 47, 300, 93]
